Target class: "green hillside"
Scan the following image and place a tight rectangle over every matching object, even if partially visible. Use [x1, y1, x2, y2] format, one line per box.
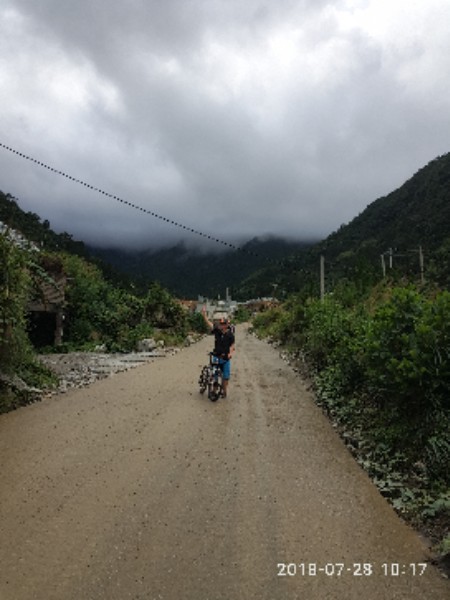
[318, 152, 450, 279]
[2, 150, 449, 301]
[0, 191, 88, 257]
[240, 152, 450, 297]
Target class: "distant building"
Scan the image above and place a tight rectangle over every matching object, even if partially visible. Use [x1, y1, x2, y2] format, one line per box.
[196, 289, 237, 320]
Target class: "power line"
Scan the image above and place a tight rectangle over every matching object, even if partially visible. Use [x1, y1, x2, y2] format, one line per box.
[0, 141, 267, 260]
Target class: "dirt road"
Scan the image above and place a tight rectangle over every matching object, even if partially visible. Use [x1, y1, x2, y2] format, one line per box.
[0, 325, 448, 600]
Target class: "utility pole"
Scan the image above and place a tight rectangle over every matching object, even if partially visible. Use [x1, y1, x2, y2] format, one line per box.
[381, 253, 386, 277]
[320, 255, 325, 302]
[419, 245, 425, 285]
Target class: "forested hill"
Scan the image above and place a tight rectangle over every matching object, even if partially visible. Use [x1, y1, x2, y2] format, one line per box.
[2, 151, 449, 299]
[321, 153, 450, 284]
[0, 191, 88, 257]
[0, 191, 137, 290]
[320, 152, 450, 260]
[88, 237, 313, 299]
[239, 152, 450, 296]
[0, 190, 313, 298]
[89, 148, 450, 300]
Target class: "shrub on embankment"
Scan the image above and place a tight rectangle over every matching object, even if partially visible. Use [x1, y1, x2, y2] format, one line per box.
[0, 237, 205, 412]
[252, 284, 450, 555]
[57, 254, 207, 352]
[0, 234, 57, 412]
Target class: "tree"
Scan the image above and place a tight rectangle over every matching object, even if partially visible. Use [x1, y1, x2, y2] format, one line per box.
[0, 232, 31, 370]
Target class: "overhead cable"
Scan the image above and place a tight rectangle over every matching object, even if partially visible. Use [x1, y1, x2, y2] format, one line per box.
[0, 141, 268, 260]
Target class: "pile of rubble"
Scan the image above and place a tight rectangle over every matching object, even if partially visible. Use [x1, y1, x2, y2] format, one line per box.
[39, 335, 201, 394]
[39, 350, 163, 393]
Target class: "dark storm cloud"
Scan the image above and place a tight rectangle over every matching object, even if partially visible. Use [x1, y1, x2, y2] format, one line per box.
[1, 0, 450, 249]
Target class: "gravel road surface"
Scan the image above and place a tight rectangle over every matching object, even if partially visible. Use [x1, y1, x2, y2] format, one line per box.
[0, 325, 448, 600]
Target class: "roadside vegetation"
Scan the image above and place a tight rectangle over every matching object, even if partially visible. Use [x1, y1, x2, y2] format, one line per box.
[0, 233, 58, 410]
[252, 281, 450, 565]
[0, 233, 206, 413]
[57, 253, 199, 352]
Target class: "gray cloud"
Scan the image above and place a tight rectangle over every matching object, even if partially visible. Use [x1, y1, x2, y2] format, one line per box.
[1, 0, 449, 250]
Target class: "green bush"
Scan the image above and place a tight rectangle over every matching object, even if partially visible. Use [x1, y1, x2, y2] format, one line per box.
[252, 284, 450, 483]
[59, 257, 188, 349]
[0, 233, 32, 371]
[361, 288, 450, 455]
[0, 236, 57, 411]
[252, 306, 284, 337]
[143, 282, 185, 331]
[232, 306, 251, 323]
[187, 311, 209, 333]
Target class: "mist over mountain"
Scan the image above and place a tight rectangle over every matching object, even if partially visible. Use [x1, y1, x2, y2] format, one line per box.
[88, 236, 315, 299]
[2, 151, 449, 300]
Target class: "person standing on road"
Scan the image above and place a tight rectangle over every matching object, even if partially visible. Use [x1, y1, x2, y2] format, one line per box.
[201, 307, 235, 398]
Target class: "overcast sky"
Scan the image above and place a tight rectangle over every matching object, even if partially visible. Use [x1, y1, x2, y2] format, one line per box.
[1, 0, 449, 251]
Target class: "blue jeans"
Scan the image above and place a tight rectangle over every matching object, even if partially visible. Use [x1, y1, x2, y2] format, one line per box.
[212, 356, 231, 380]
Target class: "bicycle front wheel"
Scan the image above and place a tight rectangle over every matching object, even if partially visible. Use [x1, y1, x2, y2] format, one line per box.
[208, 380, 222, 402]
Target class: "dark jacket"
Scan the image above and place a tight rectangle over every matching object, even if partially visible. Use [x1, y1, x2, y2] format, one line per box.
[211, 327, 235, 358]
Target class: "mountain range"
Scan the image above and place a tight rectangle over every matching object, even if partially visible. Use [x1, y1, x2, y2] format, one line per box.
[89, 152, 450, 298]
[1, 151, 449, 298]
[87, 237, 314, 299]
